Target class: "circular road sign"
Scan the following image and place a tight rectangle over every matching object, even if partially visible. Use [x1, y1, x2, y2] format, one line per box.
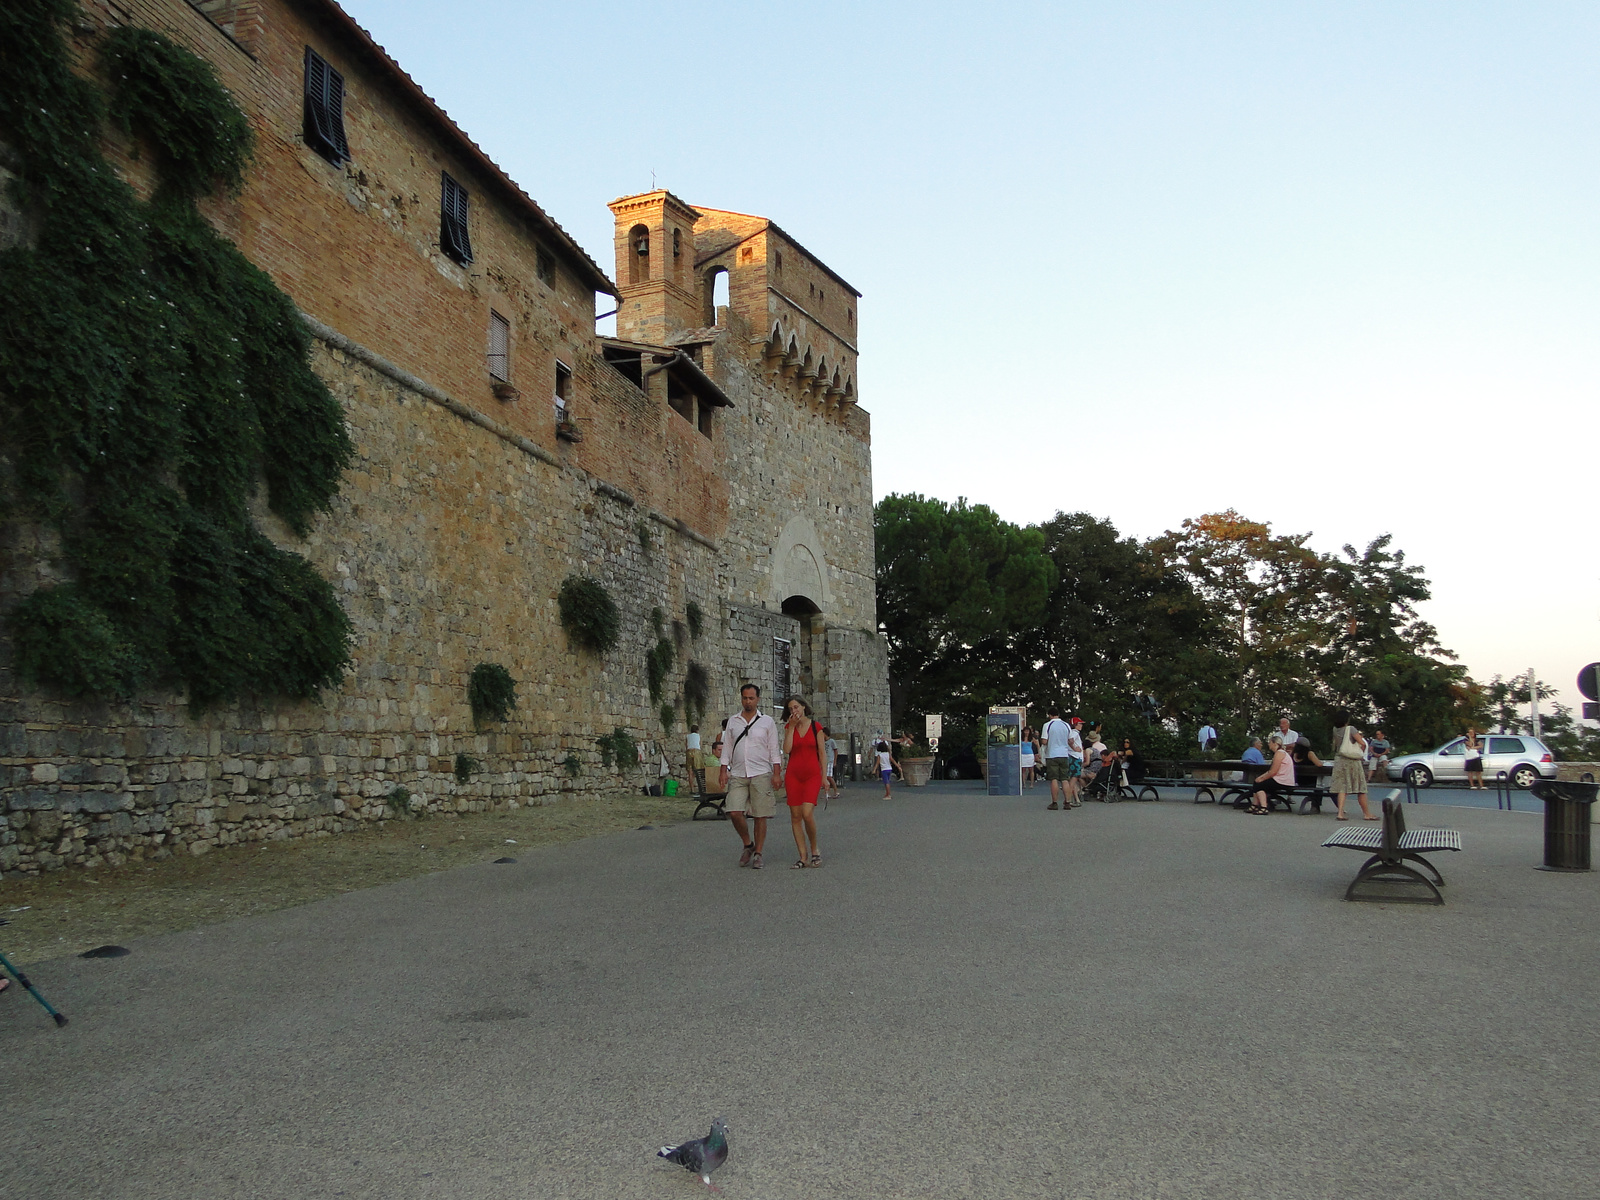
[1579, 663, 1600, 703]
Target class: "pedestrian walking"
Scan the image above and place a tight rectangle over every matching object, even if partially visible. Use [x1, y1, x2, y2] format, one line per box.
[1329, 709, 1376, 820]
[1040, 707, 1081, 810]
[875, 740, 899, 798]
[1464, 728, 1485, 789]
[1366, 728, 1391, 782]
[1198, 719, 1218, 752]
[718, 683, 782, 870]
[1248, 733, 1295, 814]
[782, 697, 826, 868]
[823, 729, 840, 800]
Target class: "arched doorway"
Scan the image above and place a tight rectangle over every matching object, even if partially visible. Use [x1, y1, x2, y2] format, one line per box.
[779, 593, 823, 720]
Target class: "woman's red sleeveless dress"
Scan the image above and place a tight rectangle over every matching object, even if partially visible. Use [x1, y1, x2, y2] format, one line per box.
[785, 721, 822, 807]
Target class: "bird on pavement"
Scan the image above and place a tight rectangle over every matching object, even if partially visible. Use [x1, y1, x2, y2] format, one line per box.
[657, 1116, 728, 1190]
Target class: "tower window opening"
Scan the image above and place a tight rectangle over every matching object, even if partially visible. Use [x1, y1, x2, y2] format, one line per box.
[536, 245, 556, 286]
[629, 223, 650, 283]
[672, 228, 681, 258]
[740, 246, 753, 263]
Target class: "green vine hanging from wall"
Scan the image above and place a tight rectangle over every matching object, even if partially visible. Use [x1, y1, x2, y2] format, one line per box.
[0, 1, 354, 708]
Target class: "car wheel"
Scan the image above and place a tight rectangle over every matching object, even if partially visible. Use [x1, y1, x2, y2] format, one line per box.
[1510, 764, 1539, 790]
[1404, 765, 1433, 788]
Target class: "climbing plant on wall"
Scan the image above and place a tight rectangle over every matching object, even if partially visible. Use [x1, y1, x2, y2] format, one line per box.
[558, 575, 620, 653]
[0, 2, 354, 708]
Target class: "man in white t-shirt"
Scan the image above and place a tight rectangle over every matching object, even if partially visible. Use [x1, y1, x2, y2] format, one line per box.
[1277, 717, 1299, 748]
[1040, 706, 1081, 811]
[1198, 721, 1218, 752]
[719, 683, 782, 869]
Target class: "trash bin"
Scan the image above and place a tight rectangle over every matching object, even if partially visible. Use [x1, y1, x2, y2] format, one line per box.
[663, 779, 678, 797]
[1530, 780, 1598, 871]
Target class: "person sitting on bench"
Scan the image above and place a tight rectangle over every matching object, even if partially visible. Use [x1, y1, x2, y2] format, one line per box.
[1249, 733, 1294, 814]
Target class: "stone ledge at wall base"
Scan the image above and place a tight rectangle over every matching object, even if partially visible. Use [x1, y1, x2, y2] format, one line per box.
[901, 757, 934, 787]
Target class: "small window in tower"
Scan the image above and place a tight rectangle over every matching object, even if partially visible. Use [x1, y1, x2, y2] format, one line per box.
[809, 283, 814, 298]
[554, 360, 572, 426]
[440, 172, 472, 264]
[536, 245, 556, 286]
[487, 310, 510, 381]
[302, 47, 349, 164]
[848, 308, 854, 324]
[740, 246, 753, 264]
[629, 223, 650, 284]
[818, 289, 825, 308]
[672, 228, 681, 258]
[775, 251, 783, 272]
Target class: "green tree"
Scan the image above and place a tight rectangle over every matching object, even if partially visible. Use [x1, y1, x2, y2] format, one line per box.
[874, 494, 1055, 731]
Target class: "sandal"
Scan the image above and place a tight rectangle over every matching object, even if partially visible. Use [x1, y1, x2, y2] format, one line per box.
[810, 854, 822, 867]
[791, 859, 807, 869]
[1336, 815, 1349, 821]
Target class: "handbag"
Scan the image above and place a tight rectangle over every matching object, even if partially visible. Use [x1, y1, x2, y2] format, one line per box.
[1336, 726, 1365, 760]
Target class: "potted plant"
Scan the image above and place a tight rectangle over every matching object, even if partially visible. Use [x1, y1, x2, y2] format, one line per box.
[901, 739, 936, 787]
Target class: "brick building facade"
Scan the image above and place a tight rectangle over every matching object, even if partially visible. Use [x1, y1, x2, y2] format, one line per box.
[0, 0, 890, 874]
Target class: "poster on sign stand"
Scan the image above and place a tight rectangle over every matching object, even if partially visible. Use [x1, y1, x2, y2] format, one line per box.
[987, 707, 1025, 796]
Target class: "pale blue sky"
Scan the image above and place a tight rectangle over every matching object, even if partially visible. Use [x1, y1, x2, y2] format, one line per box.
[343, 0, 1600, 715]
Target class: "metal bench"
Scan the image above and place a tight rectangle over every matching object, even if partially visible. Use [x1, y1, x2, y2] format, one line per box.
[691, 789, 727, 820]
[1217, 782, 1334, 813]
[1322, 792, 1462, 904]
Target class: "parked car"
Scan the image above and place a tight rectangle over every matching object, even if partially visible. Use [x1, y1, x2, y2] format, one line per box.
[1386, 735, 1556, 789]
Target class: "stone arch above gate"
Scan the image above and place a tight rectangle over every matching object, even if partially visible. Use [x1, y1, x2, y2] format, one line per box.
[771, 515, 831, 612]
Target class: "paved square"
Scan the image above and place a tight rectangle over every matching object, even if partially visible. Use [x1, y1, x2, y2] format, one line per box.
[2, 784, 1596, 1198]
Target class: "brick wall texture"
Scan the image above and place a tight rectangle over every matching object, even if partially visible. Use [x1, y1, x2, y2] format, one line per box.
[0, 0, 890, 874]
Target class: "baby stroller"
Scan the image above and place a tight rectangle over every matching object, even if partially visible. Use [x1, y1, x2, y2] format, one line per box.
[1081, 754, 1137, 803]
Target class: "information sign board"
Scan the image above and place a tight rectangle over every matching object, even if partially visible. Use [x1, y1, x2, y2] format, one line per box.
[986, 707, 1024, 796]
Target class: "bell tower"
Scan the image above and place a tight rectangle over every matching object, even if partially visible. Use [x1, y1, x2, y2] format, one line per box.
[607, 190, 704, 344]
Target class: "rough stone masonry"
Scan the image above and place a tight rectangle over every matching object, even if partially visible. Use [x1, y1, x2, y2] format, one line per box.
[0, 0, 890, 875]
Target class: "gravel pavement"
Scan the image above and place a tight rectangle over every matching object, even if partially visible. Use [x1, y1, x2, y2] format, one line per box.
[2, 781, 1596, 1199]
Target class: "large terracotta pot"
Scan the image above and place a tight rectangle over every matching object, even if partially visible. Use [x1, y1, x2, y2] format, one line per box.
[902, 757, 935, 787]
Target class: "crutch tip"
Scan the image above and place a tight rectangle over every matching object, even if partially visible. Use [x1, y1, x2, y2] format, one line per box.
[52, 1012, 68, 1027]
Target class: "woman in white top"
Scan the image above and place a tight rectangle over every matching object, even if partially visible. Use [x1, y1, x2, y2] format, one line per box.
[685, 725, 703, 794]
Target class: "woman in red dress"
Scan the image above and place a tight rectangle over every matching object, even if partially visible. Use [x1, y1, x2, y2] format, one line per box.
[782, 696, 827, 868]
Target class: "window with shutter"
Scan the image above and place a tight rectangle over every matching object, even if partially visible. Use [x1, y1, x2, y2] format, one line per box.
[441, 172, 472, 264]
[302, 47, 349, 164]
[487, 310, 510, 381]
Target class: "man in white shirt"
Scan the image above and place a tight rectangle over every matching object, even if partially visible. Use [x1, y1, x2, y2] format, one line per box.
[719, 683, 782, 869]
[1040, 706, 1082, 811]
[823, 732, 840, 800]
[1277, 717, 1299, 748]
[1198, 721, 1218, 752]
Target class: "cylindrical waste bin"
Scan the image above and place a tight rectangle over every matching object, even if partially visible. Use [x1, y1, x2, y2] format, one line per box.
[1530, 780, 1598, 871]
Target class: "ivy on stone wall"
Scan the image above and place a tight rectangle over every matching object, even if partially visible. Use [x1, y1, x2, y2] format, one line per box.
[685, 601, 703, 640]
[646, 637, 675, 704]
[558, 575, 619, 652]
[468, 662, 516, 726]
[0, 1, 353, 708]
[684, 661, 710, 724]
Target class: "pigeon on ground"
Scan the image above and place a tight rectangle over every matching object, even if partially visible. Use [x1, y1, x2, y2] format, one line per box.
[657, 1116, 728, 1189]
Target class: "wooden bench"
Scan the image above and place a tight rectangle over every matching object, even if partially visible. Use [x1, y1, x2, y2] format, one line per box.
[1322, 793, 1462, 904]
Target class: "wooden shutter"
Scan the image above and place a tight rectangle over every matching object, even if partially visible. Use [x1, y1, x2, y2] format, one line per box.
[303, 47, 348, 163]
[487, 311, 509, 381]
[441, 173, 472, 264]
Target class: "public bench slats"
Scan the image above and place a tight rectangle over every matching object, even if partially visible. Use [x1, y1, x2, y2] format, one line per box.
[1322, 793, 1462, 904]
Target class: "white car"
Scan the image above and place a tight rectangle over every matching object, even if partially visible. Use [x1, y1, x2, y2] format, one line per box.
[1385, 735, 1556, 790]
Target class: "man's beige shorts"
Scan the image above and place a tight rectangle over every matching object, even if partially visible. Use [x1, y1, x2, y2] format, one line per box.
[725, 773, 777, 819]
